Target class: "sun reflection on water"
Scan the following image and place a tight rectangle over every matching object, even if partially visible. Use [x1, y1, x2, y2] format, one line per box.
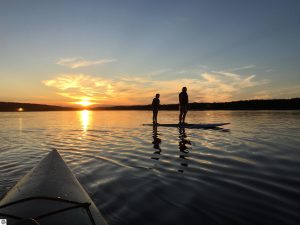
[80, 110, 91, 132]
[18, 117, 23, 134]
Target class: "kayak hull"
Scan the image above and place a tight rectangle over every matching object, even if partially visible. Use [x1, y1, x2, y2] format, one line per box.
[0, 150, 108, 225]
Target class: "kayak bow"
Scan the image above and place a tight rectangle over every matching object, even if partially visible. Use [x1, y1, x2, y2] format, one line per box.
[0, 149, 108, 225]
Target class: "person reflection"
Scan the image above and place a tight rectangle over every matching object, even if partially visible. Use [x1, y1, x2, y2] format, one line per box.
[151, 124, 162, 160]
[178, 127, 191, 173]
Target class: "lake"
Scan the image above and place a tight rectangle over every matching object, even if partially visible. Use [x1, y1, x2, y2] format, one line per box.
[0, 110, 299, 225]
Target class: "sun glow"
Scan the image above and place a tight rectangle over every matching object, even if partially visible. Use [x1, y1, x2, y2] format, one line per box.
[75, 98, 94, 107]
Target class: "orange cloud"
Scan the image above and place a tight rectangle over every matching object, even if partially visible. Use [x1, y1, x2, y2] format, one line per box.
[43, 70, 269, 106]
[56, 57, 116, 69]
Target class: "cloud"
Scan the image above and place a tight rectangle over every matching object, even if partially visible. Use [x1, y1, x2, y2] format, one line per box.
[56, 57, 116, 69]
[43, 70, 269, 105]
[43, 74, 113, 102]
[42, 73, 157, 105]
[231, 65, 256, 71]
[265, 69, 273, 73]
[212, 71, 268, 88]
[177, 65, 209, 75]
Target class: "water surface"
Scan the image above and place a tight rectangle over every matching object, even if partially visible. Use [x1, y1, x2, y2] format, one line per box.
[0, 110, 300, 225]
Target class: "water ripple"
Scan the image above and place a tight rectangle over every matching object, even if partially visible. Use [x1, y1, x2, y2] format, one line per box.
[0, 111, 300, 225]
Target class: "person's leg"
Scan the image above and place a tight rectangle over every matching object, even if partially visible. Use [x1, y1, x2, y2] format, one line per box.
[154, 110, 158, 124]
[179, 111, 183, 124]
[182, 110, 187, 124]
[153, 110, 156, 124]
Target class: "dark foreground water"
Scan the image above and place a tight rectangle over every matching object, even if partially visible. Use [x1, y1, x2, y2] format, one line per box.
[0, 110, 300, 225]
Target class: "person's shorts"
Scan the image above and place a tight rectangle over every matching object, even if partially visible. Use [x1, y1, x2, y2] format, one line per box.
[179, 105, 188, 112]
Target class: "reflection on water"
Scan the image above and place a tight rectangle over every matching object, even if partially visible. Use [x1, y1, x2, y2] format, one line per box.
[178, 128, 191, 173]
[178, 127, 191, 153]
[79, 110, 91, 132]
[151, 125, 161, 160]
[18, 117, 23, 134]
[150, 126, 192, 173]
[0, 111, 300, 225]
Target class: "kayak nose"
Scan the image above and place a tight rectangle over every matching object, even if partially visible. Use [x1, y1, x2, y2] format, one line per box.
[0, 149, 108, 225]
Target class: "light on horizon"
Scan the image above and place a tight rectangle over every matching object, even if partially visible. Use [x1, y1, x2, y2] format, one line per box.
[17, 107, 24, 112]
[75, 98, 94, 107]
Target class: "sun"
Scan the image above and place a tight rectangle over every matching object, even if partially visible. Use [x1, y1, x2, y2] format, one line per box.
[75, 98, 94, 107]
[79, 100, 92, 107]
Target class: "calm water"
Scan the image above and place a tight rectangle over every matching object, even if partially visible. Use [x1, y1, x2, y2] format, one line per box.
[0, 110, 300, 225]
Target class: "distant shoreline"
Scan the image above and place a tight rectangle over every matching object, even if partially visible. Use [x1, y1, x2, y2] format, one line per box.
[0, 102, 76, 112]
[1, 98, 299, 112]
[94, 99, 300, 111]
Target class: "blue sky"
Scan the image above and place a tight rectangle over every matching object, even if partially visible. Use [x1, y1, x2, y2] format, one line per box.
[0, 0, 299, 106]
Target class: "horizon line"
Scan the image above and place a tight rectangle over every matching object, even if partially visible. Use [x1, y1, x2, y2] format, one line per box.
[1, 97, 299, 109]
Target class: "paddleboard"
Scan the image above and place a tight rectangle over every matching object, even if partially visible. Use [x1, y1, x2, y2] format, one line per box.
[143, 123, 230, 128]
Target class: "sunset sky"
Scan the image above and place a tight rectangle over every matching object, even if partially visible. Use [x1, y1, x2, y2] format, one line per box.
[0, 0, 300, 107]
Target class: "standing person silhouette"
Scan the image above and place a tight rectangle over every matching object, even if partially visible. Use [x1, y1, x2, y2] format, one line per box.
[152, 93, 160, 124]
[179, 87, 188, 124]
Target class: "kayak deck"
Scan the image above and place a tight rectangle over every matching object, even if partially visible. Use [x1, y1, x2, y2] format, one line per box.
[0, 149, 108, 225]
